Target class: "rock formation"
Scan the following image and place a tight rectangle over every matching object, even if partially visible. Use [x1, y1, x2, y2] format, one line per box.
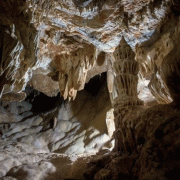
[0, 0, 179, 101]
[111, 36, 143, 151]
[0, 0, 180, 179]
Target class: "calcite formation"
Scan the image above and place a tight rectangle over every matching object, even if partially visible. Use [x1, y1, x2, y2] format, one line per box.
[135, 15, 180, 104]
[1, 0, 180, 179]
[111, 36, 142, 151]
[0, 0, 38, 101]
[0, 75, 112, 155]
[0, 0, 178, 101]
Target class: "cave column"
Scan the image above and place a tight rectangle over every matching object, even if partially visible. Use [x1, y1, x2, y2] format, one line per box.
[111, 37, 142, 152]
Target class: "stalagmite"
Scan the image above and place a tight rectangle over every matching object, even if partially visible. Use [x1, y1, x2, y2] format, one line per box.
[112, 36, 143, 152]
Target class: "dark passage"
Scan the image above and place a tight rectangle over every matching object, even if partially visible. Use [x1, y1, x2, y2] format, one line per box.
[84, 72, 107, 96]
[24, 86, 64, 114]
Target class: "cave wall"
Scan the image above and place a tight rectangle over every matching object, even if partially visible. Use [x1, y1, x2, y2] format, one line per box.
[0, 74, 112, 155]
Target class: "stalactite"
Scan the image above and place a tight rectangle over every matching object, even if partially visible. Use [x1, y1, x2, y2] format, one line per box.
[54, 44, 96, 100]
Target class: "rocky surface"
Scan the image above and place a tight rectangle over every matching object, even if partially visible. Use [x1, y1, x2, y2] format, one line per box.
[0, 76, 112, 154]
[0, 140, 93, 180]
[84, 103, 180, 180]
[0, 0, 180, 180]
[0, 0, 179, 101]
[0, 75, 114, 179]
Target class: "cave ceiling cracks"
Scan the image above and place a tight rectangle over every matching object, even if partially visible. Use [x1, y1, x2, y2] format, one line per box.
[0, 0, 180, 102]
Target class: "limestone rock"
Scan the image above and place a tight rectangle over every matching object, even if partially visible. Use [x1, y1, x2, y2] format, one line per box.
[0, 0, 178, 102]
[29, 74, 59, 97]
[84, 103, 180, 180]
[0, 140, 91, 179]
[0, 76, 112, 156]
[1, 0, 180, 180]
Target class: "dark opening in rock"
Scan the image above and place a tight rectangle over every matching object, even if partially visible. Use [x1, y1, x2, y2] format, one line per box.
[84, 72, 107, 96]
[24, 86, 63, 114]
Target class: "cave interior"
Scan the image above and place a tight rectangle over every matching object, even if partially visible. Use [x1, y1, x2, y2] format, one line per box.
[0, 0, 180, 179]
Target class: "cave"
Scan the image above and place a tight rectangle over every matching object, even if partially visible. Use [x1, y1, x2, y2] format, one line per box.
[0, 0, 180, 179]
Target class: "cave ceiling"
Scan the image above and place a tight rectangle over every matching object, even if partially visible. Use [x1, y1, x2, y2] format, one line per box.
[0, 0, 180, 103]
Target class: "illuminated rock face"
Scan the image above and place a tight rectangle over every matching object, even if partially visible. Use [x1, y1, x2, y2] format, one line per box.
[0, 0, 179, 102]
[0, 74, 111, 154]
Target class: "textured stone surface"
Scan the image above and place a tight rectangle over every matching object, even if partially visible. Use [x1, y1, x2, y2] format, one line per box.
[29, 74, 59, 97]
[0, 80, 114, 178]
[0, 0, 179, 101]
[0, 78, 112, 155]
[1, 0, 180, 180]
[84, 104, 180, 180]
[0, 140, 93, 180]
